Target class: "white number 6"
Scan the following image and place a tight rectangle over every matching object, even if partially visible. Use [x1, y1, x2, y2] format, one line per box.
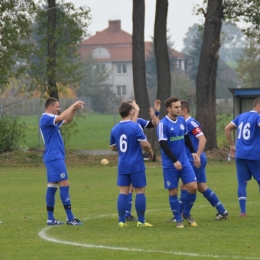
[119, 134, 127, 152]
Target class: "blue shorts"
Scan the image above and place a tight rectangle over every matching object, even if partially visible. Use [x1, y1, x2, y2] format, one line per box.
[117, 170, 146, 188]
[45, 159, 68, 183]
[236, 158, 260, 183]
[191, 153, 207, 183]
[163, 161, 197, 189]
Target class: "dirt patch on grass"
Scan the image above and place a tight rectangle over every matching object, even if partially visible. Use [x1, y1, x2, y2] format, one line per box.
[0, 147, 230, 168]
[205, 147, 229, 160]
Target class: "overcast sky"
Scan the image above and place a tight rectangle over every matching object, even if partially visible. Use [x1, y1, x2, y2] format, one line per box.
[72, 0, 204, 52]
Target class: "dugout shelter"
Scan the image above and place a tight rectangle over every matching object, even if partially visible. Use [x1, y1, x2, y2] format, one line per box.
[229, 88, 260, 142]
[229, 88, 260, 117]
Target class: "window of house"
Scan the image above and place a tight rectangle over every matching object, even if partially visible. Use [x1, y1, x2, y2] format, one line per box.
[96, 64, 106, 73]
[116, 85, 126, 95]
[117, 63, 127, 73]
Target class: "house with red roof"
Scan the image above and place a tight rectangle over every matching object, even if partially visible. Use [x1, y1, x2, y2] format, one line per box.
[78, 20, 188, 99]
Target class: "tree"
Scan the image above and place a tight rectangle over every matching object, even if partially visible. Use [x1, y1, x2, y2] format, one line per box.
[0, 0, 35, 93]
[146, 36, 176, 92]
[171, 70, 195, 102]
[27, 0, 91, 98]
[154, 0, 171, 113]
[182, 23, 245, 63]
[195, 0, 260, 150]
[132, 0, 150, 119]
[182, 23, 238, 99]
[47, 0, 58, 99]
[76, 54, 118, 113]
[236, 40, 260, 88]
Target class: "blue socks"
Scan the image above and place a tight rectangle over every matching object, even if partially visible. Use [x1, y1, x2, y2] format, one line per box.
[60, 186, 74, 220]
[135, 194, 146, 223]
[117, 194, 127, 223]
[125, 193, 133, 217]
[46, 186, 57, 220]
[203, 188, 226, 214]
[238, 181, 247, 213]
[183, 192, 196, 217]
[169, 195, 182, 221]
[179, 190, 187, 214]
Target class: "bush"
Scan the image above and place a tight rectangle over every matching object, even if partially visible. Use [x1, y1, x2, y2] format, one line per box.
[0, 116, 27, 153]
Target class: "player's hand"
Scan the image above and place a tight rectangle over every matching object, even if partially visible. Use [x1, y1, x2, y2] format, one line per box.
[148, 152, 155, 161]
[173, 160, 182, 170]
[132, 100, 140, 112]
[149, 107, 155, 118]
[74, 101, 85, 110]
[154, 100, 161, 112]
[230, 145, 236, 158]
[192, 153, 201, 168]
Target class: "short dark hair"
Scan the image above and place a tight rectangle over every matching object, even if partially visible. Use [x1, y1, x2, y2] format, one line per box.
[181, 100, 190, 113]
[165, 96, 179, 108]
[253, 97, 260, 108]
[45, 97, 59, 109]
[119, 102, 133, 118]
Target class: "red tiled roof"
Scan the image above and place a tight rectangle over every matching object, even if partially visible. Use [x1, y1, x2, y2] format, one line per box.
[78, 20, 187, 61]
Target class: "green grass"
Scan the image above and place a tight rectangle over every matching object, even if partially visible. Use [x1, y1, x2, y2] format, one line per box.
[1, 161, 260, 260]
[21, 113, 120, 150]
[20, 113, 232, 151]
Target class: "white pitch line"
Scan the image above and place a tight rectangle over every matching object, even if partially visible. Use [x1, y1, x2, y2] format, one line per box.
[38, 212, 260, 260]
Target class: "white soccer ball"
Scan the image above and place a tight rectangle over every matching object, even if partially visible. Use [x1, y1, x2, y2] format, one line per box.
[101, 159, 109, 166]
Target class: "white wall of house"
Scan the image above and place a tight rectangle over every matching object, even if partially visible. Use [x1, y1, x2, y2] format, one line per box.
[111, 61, 134, 99]
[92, 48, 134, 99]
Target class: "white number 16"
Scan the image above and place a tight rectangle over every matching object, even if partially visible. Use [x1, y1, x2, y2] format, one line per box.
[238, 122, 250, 140]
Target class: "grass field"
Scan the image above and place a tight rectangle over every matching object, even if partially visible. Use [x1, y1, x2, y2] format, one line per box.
[21, 114, 120, 150]
[1, 160, 260, 260]
[20, 113, 231, 151]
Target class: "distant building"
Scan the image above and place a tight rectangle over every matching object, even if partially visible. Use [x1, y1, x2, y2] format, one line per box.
[78, 20, 188, 100]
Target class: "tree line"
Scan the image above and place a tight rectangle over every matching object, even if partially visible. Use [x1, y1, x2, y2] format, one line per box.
[1, 0, 260, 150]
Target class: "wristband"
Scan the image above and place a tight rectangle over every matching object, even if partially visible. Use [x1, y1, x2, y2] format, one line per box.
[155, 111, 160, 116]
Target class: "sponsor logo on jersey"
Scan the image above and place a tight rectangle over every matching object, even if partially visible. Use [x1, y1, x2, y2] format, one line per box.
[170, 135, 184, 141]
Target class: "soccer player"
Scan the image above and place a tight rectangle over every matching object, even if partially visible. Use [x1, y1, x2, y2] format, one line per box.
[225, 97, 260, 217]
[167, 100, 228, 222]
[157, 96, 199, 228]
[40, 97, 84, 226]
[110, 102, 154, 227]
[124, 100, 160, 221]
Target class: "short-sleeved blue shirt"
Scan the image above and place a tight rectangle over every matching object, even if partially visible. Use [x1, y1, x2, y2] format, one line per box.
[40, 113, 65, 162]
[110, 120, 147, 174]
[232, 111, 260, 160]
[157, 115, 189, 168]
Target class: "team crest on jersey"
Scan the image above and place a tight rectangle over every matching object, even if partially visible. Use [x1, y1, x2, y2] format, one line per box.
[180, 124, 185, 130]
[60, 173, 66, 178]
[167, 181, 171, 186]
[171, 127, 174, 131]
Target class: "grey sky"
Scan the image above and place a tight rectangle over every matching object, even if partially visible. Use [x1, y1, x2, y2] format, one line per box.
[73, 0, 204, 52]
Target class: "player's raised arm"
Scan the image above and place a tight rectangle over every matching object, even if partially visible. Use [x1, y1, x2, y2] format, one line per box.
[56, 101, 84, 125]
[130, 100, 140, 123]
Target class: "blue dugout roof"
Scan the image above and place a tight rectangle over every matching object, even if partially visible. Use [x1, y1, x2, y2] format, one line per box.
[229, 88, 260, 97]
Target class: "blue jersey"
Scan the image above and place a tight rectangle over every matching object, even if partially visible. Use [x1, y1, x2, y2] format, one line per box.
[40, 113, 65, 162]
[157, 116, 189, 168]
[185, 116, 205, 162]
[110, 120, 147, 174]
[232, 111, 260, 160]
[137, 118, 149, 129]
